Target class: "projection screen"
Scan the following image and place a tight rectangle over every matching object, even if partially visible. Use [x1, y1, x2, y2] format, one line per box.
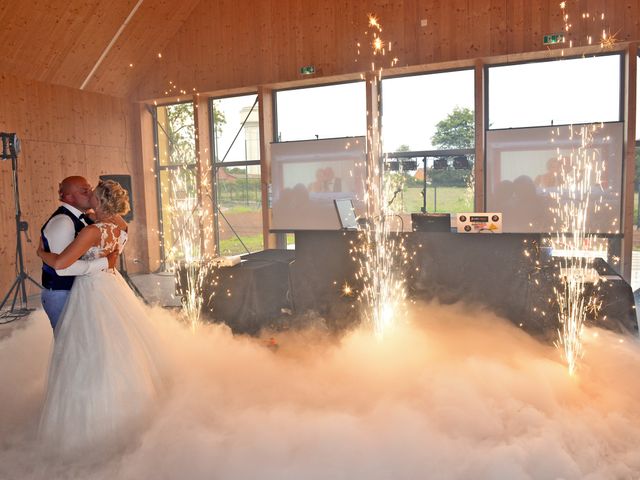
[486, 122, 623, 234]
[270, 137, 366, 230]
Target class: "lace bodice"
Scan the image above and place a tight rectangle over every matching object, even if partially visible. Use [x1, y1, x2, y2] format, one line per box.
[81, 222, 128, 261]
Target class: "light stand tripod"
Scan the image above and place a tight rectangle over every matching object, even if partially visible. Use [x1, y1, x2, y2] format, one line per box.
[0, 133, 42, 321]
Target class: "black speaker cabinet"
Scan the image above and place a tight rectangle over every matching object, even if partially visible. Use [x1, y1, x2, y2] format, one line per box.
[411, 213, 451, 233]
[99, 174, 134, 222]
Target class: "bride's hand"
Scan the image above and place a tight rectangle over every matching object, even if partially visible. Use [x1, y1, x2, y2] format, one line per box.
[37, 238, 45, 259]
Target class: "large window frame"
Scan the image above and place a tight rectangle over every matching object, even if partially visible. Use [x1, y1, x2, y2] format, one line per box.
[484, 53, 625, 265]
[153, 100, 198, 268]
[486, 52, 624, 131]
[381, 68, 476, 216]
[273, 80, 367, 143]
[209, 93, 263, 255]
[145, 44, 639, 279]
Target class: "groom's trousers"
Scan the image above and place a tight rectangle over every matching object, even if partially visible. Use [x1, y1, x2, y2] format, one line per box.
[41, 289, 70, 331]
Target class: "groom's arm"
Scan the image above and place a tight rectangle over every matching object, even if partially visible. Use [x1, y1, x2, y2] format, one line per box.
[42, 215, 108, 276]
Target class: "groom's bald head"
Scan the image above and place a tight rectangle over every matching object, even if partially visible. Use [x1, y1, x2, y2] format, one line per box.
[59, 176, 93, 211]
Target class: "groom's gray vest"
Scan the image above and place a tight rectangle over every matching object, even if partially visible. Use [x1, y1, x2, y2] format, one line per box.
[41, 206, 87, 290]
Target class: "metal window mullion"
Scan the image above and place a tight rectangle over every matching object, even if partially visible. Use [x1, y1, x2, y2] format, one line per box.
[210, 98, 221, 254]
[151, 106, 167, 269]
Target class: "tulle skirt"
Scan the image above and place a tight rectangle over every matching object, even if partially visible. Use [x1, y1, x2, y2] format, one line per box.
[39, 270, 164, 457]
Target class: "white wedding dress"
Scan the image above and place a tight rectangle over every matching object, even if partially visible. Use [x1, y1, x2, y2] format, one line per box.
[39, 222, 164, 457]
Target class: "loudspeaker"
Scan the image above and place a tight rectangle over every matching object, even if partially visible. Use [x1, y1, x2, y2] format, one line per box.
[99, 174, 134, 222]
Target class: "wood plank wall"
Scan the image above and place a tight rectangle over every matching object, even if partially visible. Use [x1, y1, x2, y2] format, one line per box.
[0, 73, 148, 298]
[134, 0, 640, 100]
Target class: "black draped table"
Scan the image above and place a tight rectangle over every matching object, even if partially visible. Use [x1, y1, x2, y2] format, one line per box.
[176, 249, 295, 334]
[176, 232, 637, 337]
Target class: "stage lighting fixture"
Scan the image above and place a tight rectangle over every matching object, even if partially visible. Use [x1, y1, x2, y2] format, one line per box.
[453, 155, 471, 170]
[1, 132, 21, 159]
[433, 157, 449, 170]
[401, 160, 418, 170]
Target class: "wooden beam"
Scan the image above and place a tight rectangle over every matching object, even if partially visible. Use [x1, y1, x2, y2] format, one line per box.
[474, 58, 485, 211]
[193, 94, 217, 257]
[137, 102, 161, 271]
[622, 43, 637, 281]
[365, 70, 383, 218]
[258, 86, 277, 248]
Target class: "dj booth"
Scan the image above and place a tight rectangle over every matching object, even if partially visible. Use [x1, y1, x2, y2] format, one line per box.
[176, 231, 637, 337]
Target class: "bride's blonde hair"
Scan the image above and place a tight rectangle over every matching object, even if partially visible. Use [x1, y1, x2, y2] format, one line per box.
[95, 180, 130, 216]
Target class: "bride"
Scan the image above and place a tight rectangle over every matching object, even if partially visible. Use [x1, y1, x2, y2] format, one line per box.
[37, 179, 164, 457]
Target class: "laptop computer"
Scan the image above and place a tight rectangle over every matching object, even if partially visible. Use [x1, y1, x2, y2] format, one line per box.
[334, 198, 358, 230]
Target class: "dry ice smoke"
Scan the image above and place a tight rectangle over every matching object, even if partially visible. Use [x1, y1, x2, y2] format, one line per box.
[1, 302, 639, 479]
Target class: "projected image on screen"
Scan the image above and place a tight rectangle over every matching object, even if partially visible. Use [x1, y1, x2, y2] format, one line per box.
[486, 123, 623, 233]
[271, 137, 366, 230]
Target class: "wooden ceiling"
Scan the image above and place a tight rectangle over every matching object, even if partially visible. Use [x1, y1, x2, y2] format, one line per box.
[2, 0, 640, 101]
[0, 0, 202, 98]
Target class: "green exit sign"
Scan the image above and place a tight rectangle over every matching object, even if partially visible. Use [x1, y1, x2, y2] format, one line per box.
[543, 33, 564, 45]
[300, 65, 315, 75]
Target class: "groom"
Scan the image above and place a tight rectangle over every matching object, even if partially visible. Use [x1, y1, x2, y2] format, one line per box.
[40, 176, 118, 331]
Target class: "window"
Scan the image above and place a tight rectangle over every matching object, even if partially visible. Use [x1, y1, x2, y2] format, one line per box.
[154, 102, 197, 264]
[381, 70, 475, 222]
[488, 54, 621, 129]
[211, 94, 263, 255]
[275, 82, 366, 142]
[382, 69, 475, 152]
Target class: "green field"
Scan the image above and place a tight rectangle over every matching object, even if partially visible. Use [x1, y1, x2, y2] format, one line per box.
[399, 186, 474, 213]
[219, 234, 264, 255]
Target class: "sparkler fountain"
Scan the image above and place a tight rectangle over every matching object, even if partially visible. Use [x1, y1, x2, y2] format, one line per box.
[549, 124, 608, 375]
[167, 167, 215, 332]
[353, 15, 407, 340]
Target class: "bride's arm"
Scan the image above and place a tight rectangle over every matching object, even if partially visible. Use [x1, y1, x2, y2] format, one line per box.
[38, 225, 101, 270]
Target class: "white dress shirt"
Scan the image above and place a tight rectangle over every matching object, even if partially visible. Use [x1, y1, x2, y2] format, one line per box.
[42, 202, 108, 277]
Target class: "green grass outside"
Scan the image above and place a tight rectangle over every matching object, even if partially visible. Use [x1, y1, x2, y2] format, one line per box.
[219, 233, 264, 256]
[401, 186, 474, 213]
